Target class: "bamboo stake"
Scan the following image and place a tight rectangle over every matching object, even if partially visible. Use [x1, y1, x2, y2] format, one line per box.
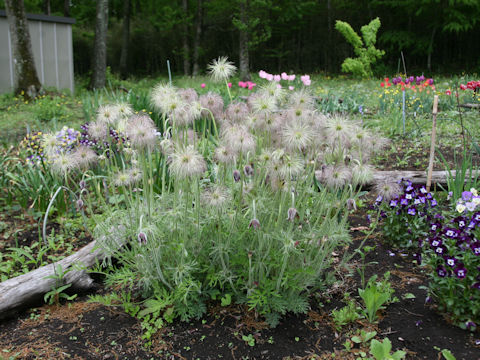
[426, 95, 439, 192]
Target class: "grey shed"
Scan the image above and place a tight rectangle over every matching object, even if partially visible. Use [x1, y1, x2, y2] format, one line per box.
[0, 10, 75, 94]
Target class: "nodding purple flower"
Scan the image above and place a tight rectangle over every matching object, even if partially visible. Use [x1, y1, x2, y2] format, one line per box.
[437, 265, 448, 277]
[454, 264, 467, 279]
[462, 191, 473, 201]
[346, 198, 357, 211]
[233, 169, 241, 182]
[445, 256, 457, 267]
[249, 218, 260, 230]
[287, 207, 298, 221]
[471, 242, 480, 256]
[76, 199, 84, 211]
[79, 180, 86, 189]
[389, 199, 398, 208]
[407, 207, 416, 216]
[137, 232, 147, 245]
[465, 321, 477, 331]
[243, 164, 254, 177]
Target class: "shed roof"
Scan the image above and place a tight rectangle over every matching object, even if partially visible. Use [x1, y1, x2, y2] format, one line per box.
[0, 10, 75, 24]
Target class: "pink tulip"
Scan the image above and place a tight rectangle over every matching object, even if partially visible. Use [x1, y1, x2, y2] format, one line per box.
[259, 70, 267, 79]
[288, 74, 295, 81]
[266, 74, 274, 81]
[238, 81, 246, 88]
[303, 79, 311, 86]
[228, 82, 232, 88]
[201, 83, 206, 88]
[274, 75, 281, 82]
[289, 86, 294, 91]
[277, 84, 282, 89]
[445, 89, 452, 95]
[248, 82, 256, 90]
[281, 72, 288, 80]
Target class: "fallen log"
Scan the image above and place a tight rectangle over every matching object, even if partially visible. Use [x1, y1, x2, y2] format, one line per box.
[315, 169, 480, 187]
[459, 103, 480, 109]
[0, 240, 103, 319]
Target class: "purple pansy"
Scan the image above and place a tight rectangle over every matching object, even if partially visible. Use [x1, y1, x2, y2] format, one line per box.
[471, 242, 480, 256]
[454, 264, 467, 279]
[407, 207, 417, 215]
[444, 256, 457, 267]
[462, 191, 473, 201]
[437, 265, 448, 277]
[390, 199, 398, 208]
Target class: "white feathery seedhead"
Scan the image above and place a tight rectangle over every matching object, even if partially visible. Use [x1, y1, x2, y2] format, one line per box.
[281, 120, 314, 152]
[88, 121, 109, 141]
[51, 152, 75, 175]
[325, 116, 354, 150]
[178, 88, 199, 103]
[126, 115, 158, 149]
[201, 185, 231, 208]
[288, 89, 316, 110]
[214, 145, 237, 164]
[114, 103, 134, 119]
[97, 105, 120, 124]
[351, 163, 374, 186]
[207, 56, 237, 82]
[250, 93, 277, 115]
[72, 145, 97, 169]
[225, 101, 249, 124]
[170, 145, 207, 179]
[199, 92, 224, 119]
[374, 180, 401, 201]
[150, 83, 178, 113]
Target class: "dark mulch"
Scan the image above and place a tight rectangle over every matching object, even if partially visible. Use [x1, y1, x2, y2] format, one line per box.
[1, 211, 479, 359]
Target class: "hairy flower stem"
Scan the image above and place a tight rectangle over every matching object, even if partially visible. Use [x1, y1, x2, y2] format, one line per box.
[225, 79, 233, 103]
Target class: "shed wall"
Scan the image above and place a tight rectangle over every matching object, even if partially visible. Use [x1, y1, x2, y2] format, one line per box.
[0, 16, 74, 94]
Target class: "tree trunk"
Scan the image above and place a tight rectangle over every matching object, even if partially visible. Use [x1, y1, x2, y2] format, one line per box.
[64, 0, 70, 17]
[427, 27, 436, 72]
[119, 0, 130, 79]
[4, 0, 42, 98]
[43, 0, 51, 15]
[182, 0, 190, 76]
[238, 0, 250, 81]
[192, 0, 203, 76]
[90, 0, 109, 89]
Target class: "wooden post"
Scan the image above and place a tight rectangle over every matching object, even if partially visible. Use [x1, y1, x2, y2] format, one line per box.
[426, 95, 439, 192]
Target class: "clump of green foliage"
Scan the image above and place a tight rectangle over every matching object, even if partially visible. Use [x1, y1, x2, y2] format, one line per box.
[335, 17, 385, 78]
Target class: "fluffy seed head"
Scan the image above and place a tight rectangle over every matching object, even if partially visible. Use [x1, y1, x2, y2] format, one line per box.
[316, 165, 351, 189]
[374, 180, 401, 201]
[207, 56, 237, 82]
[97, 105, 120, 124]
[150, 83, 178, 113]
[199, 92, 224, 119]
[72, 145, 98, 169]
[214, 145, 237, 164]
[281, 120, 313, 152]
[178, 88, 199, 103]
[351, 163, 374, 186]
[225, 101, 249, 124]
[88, 121, 109, 141]
[126, 115, 158, 149]
[288, 89, 315, 110]
[170, 145, 207, 179]
[202, 185, 231, 208]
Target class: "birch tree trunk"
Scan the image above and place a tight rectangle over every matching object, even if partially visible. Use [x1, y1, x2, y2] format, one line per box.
[192, 0, 203, 76]
[238, 0, 250, 81]
[90, 0, 109, 89]
[4, 0, 42, 98]
[119, 0, 130, 79]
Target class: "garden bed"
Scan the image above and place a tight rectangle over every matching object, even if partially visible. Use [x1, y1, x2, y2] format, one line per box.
[0, 210, 479, 360]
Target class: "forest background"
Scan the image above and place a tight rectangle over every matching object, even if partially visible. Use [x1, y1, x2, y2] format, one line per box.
[1, 0, 480, 81]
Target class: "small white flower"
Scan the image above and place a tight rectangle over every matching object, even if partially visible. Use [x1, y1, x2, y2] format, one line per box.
[456, 203, 466, 213]
[471, 188, 479, 196]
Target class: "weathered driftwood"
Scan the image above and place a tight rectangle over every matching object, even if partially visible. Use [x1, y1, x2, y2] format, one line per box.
[460, 103, 480, 109]
[315, 169, 479, 186]
[0, 240, 102, 319]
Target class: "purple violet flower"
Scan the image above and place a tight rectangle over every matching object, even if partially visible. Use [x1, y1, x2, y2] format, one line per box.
[437, 265, 448, 277]
[407, 207, 416, 215]
[454, 264, 467, 279]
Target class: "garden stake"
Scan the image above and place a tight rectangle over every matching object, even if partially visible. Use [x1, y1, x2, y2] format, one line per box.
[167, 59, 172, 85]
[426, 95, 438, 192]
[402, 89, 406, 135]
